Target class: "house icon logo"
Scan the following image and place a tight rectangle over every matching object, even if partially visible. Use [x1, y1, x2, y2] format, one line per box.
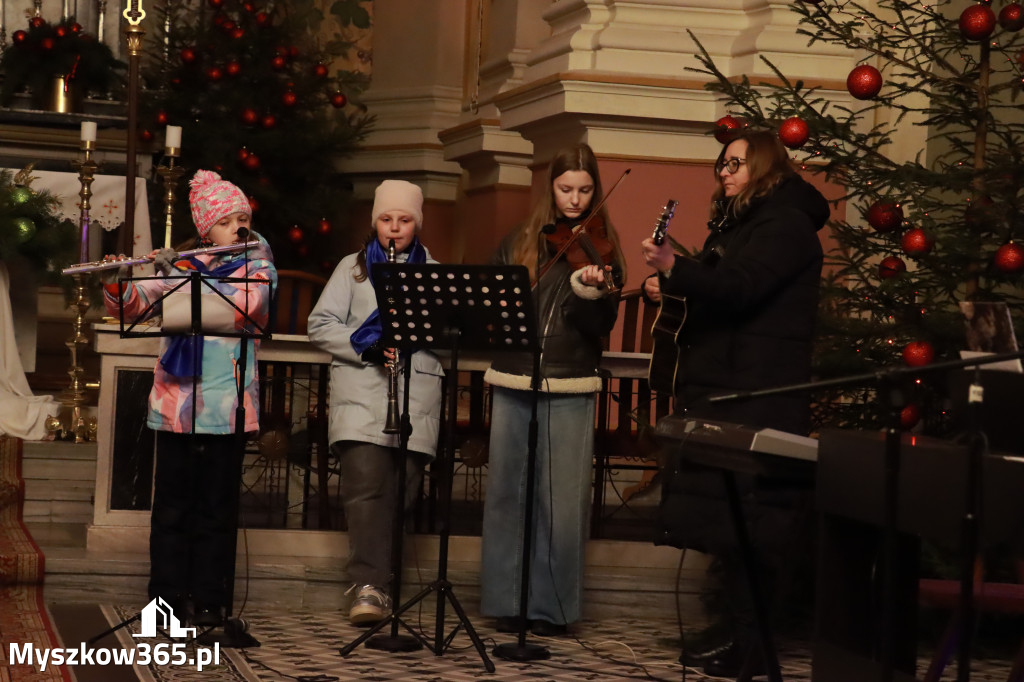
[134, 597, 197, 638]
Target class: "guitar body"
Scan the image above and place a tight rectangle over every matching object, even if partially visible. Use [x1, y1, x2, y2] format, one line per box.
[648, 291, 687, 395]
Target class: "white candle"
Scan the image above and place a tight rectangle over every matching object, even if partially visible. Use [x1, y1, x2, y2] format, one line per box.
[80, 121, 97, 142]
[165, 125, 182, 149]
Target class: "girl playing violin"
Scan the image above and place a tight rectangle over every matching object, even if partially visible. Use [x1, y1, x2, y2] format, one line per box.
[480, 143, 627, 637]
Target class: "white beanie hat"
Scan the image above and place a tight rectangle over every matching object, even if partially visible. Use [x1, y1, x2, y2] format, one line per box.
[371, 180, 423, 230]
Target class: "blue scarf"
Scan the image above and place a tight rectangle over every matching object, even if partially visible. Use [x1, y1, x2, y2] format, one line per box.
[160, 256, 245, 378]
[351, 237, 427, 355]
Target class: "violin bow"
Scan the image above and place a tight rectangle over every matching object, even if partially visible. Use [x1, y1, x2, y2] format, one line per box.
[531, 167, 631, 289]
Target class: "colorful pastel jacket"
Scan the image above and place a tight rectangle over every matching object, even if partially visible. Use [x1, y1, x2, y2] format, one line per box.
[103, 236, 277, 435]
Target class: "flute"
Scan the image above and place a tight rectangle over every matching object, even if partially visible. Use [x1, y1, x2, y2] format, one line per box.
[61, 242, 254, 275]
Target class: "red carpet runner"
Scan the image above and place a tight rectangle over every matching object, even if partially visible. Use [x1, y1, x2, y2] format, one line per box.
[0, 436, 69, 682]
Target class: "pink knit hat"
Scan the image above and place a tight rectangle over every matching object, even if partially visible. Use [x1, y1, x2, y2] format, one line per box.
[371, 180, 423, 230]
[189, 170, 251, 237]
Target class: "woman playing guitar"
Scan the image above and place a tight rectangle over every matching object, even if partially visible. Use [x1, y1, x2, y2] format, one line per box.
[640, 128, 830, 678]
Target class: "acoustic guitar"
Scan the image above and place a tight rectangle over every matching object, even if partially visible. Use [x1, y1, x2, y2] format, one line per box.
[646, 201, 685, 395]
[648, 202, 729, 395]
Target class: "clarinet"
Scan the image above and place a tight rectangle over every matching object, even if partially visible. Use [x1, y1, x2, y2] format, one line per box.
[382, 239, 401, 435]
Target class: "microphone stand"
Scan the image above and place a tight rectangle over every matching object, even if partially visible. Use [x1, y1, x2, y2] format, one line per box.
[705, 348, 1024, 682]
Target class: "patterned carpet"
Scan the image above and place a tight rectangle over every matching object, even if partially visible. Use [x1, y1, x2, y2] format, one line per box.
[36, 600, 1018, 681]
[0, 436, 70, 682]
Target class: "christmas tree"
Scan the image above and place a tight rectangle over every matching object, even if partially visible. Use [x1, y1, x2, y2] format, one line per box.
[140, 0, 372, 272]
[689, 0, 1024, 431]
[0, 167, 78, 282]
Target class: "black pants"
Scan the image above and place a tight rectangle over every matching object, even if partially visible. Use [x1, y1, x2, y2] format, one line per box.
[149, 431, 240, 611]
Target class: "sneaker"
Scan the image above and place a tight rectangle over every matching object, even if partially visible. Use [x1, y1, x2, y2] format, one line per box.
[347, 584, 391, 625]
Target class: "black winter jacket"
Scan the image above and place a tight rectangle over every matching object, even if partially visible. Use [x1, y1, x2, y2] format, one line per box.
[660, 174, 828, 435]
[486, 229, 620, 385]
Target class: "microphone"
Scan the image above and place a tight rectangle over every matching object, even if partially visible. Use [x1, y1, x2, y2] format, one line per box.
[237, 227, 250, 241]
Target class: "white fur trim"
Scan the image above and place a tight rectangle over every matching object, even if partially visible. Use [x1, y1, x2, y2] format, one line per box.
[569, 268, 610, 300]
[484, 367, 602, 394]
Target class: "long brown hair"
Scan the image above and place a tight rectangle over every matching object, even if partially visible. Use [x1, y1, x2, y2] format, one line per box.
[711, 129, 795, 220]
[512, 143, 626, 283]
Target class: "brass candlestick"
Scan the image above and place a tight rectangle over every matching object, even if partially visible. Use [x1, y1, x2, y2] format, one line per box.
[62, 139, 101, 443]
[156, 147, 184, 249]
[122, 1, 146, 249]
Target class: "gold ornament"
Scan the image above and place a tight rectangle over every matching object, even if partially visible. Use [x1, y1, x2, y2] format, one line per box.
[9, 186, 32, 204]
[13, 217, 37, 244]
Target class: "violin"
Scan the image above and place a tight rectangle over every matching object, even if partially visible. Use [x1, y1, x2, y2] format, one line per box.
[542, 214, 622, 291]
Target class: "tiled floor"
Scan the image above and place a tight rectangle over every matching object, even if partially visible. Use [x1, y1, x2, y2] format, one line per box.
[46, 601, 1020, 682]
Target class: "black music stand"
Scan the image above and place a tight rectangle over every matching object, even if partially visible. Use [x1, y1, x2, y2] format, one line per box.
[338, 263, 540, 671]
[705, 348, 1024, 682]
[91, 268, 271, 649]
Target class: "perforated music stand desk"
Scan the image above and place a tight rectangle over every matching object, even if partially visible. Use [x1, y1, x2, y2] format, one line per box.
[359, 263, 539, 668]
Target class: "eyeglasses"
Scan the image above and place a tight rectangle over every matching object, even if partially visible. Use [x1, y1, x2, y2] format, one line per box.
[715, 158, 746, 174]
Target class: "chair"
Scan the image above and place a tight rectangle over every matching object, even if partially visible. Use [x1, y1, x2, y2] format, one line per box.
[271, 269, 328, 335]
[591, 288, 672, 539]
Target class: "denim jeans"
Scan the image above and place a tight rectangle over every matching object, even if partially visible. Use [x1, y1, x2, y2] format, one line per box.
[334, 440, 424, 588]
[480, 386, 595, 625]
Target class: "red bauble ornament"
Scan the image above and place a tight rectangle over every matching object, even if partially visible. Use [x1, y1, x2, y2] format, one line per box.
[30, 17, 46, 28]
[878, 255, 906, 279]
[900, 228, 933, 257]
[208, 0, 224, 7]
[243, 154, 261, 171]
[243, 2, 256, 12]
[221, 20, 236, 32]
[237, 147, 251, 162]
[12, 30, 27, 45]
[260, 114, 277, 129]
[847, 65, 883, 100]
[288, 46, 299, 58]
[255, 12, 270, 25]
[900, 403, 921, 430]
[241, 108, 259, 125]
[271, 55, 287, 70]
[71, 23, 82, 34]
[959, 4, 997, 41]
[181, 47, 197, 64]
[40, 37, 55, 51]
[248, 197, 260, 212]
[288, 225, 304, 244]
[318, 219, 332, 235]
[231, 27, 245, 40]
[170, 77, 183, 88]
[281, 91, 298, 107]
[226, 61, 241, 77]
[155, 111, 169, 126]
[902, 340, 935, 367]
[56, 26, 68, 38]
[866, 201, 903, 232]
[999, 3, 1024, 30]
[206, 65, 224, 81]
[994, 242, 1024, 273]
[212, 13, 227, 27]
[314, 63, 329, 78]
[140, 129, 155, 143]
[330, 92, 348, 108]
[713, 115, 743, 144]
[778, 116, 810, 149]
